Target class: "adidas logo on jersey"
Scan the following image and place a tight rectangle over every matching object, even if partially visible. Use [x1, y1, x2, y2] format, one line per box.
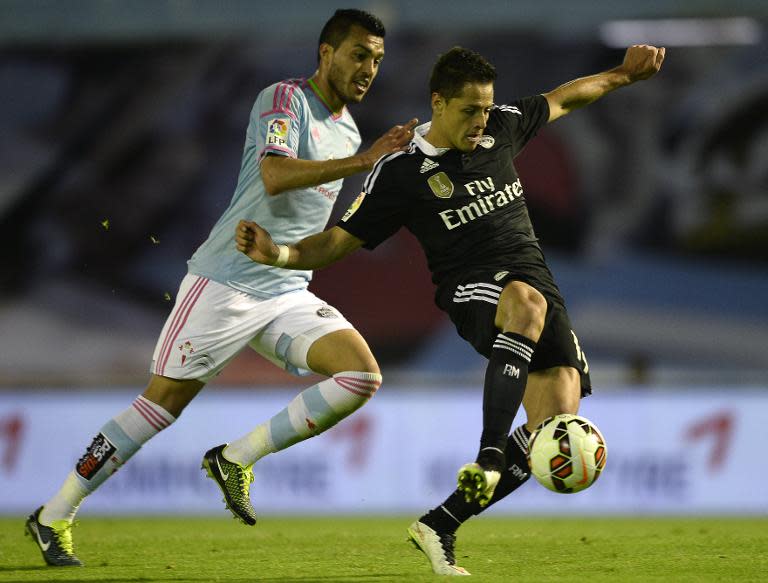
[419, 158, 439, 173]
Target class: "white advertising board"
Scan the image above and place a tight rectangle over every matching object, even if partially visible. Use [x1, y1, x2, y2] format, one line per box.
[1, 388, 766, 515]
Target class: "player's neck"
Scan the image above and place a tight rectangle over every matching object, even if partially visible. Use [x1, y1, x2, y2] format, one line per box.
[424, 124, 453, 150]
[308, 75, 344, 115]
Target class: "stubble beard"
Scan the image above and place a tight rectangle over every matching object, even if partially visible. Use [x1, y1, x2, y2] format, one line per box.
[328, 64, 363, 105]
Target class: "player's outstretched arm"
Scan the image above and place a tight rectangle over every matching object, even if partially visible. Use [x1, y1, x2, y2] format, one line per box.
[261, 118, 418, 195]
[235, 220, 363, 269]
[543, 45, 665, 123]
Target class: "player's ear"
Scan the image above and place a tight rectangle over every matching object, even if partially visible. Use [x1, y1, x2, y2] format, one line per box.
[431, 92, 445, 115]
[318, 43, 334, 68]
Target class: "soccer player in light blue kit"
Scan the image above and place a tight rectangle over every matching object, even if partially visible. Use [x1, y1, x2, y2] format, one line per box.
[26, 9, 417, 567]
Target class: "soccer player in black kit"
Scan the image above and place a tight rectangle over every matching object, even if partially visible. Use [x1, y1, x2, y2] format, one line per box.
[235, 44, 665, 576]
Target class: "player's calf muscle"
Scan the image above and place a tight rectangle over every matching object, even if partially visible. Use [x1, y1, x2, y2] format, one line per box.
[142, 375, 203, 417]
[524, 367, 580, 427]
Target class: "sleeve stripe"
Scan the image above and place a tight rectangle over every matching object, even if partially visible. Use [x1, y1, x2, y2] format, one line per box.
[363, 150, 409, 193]
[273, 82, 286, 110]
[280, 83, 297, 111]
[272, 80, 300, 112]
[259, 108, 297, 121]
[257, 145, 298, 162]
[496, 105, 522, 116]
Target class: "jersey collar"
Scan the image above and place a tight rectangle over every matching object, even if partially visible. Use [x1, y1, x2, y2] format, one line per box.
[305, 78, 345, 121]
[413, 122, 450, 157]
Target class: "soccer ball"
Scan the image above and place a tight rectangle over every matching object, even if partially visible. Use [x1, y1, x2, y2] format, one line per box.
[527, 414, 607, 493]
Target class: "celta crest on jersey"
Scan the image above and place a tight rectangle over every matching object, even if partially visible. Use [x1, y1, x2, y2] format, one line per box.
[266, 118, 290, 147]
[438, 177, 524, 231]
[427, 172, 454, 198]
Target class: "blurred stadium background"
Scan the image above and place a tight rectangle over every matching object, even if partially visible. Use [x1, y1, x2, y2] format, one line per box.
[1, 1, 767, 517]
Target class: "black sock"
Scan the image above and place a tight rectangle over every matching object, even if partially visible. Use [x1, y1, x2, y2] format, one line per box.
[478, 332, 536, 466]
[482, 425, 531, 509]
[421, 425, 532, 533]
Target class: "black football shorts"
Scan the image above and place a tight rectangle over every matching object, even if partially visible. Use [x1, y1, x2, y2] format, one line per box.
[436, 269, 592, 397]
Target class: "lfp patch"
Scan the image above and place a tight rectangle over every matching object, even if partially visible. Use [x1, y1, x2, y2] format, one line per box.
[342, 191, 367, 222]
[266, 118, 290, 147]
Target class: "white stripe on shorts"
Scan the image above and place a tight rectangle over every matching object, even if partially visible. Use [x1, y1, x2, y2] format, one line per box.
[453, 282, 502, 305]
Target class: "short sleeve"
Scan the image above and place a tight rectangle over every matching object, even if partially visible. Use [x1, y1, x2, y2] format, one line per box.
[337, 160, 408, 250]
[493, 95, 550, 155]
[247, 80, 306, 162]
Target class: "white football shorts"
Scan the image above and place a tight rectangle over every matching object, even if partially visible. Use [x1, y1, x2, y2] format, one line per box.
[150, 274, 355, 383]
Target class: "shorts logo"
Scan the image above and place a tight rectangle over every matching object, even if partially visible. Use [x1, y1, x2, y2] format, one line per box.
[178, 340, 195, 366]
[341, 191, 366, 222]
[494, 271, 509, 281]
[76, 433, 117, 481]
[266, 118, 290, 147]
[316, 307, 338, 318]
[428, 172, 454, 199]
[478, 135, 495, 149]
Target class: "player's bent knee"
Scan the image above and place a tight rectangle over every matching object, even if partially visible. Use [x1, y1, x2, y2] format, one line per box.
[347, 354, 380, 376]
[305, 329, 381, 377]
[496, 281, 547, 337]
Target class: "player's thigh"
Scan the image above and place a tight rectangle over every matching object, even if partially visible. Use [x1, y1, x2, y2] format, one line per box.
[151, 274, 277, 383]
[529, 299, 591, 397]
[523, 366, 581, 430]
[250, 290, 372, 376]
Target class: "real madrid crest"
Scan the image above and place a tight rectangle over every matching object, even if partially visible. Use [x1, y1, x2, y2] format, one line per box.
[478, 135, 495, 149]
[427, 172, 454, 199]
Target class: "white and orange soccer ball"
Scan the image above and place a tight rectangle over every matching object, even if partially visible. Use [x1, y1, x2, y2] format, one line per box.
[527, 414, 607, 493]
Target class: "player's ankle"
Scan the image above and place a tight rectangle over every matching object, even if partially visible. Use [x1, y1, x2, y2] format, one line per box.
[476, 446, 505, 472]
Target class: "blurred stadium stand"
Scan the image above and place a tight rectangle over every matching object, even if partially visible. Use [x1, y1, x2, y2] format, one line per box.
[1, 1, 767, 388]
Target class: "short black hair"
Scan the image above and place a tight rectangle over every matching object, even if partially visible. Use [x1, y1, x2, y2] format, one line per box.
[317, 9, 386, 60]
[429, 47, 497, 100]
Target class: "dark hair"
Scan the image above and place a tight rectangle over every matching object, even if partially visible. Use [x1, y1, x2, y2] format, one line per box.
[429, 47, 497, 100]
[317, 9, 386, 60]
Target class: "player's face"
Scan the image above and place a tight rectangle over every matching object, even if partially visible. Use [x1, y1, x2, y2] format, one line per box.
[431, 83, 494, 152]
[324, 25, 384, 105]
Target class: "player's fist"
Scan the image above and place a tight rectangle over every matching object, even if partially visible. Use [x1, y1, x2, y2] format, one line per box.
[235, 219, 279, 265]
[621, 45, 665, 82]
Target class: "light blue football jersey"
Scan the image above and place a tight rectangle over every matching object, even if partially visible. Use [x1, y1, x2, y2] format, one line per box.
[187, 78, 361, 297]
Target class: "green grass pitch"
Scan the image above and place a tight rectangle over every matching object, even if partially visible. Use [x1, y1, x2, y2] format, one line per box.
[4, 515, 768, 582]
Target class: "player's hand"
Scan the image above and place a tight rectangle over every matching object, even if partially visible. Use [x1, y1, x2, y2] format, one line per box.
[235, 219, 279, 264]
[620, 45, 665, 82]
[361, 118, 419, 168]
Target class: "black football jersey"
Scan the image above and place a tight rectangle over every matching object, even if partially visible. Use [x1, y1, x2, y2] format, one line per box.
[339, 94, 555, 292]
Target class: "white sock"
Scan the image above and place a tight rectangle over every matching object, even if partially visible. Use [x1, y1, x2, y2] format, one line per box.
[224, 371, 381, 466]
[40, 395, 175, 525]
